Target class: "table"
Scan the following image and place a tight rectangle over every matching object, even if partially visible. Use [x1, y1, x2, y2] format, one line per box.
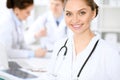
[0, 57, 51, 80]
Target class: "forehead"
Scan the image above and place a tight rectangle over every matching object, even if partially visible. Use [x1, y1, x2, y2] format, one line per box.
[65, 0, 89, 11]
[50, 0, 62, 3]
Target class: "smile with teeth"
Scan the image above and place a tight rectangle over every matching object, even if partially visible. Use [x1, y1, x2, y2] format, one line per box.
[72, 24, 84, 29]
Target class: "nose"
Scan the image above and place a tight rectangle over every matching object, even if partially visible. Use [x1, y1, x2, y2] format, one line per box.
[71, 14, 79, 23]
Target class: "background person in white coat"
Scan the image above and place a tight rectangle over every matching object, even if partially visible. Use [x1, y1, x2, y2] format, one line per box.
[0, 0, 45, 58]
[46, 0, 120, 80]
[25, 0, 70, 56]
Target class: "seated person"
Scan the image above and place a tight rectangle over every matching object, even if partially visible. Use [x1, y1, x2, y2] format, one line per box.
[0, 0, 45, 58]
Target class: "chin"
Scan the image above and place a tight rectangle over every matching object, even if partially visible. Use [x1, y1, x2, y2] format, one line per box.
[22, 18, 27, 21]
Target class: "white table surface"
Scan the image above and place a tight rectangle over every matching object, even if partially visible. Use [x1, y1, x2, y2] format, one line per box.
[0, 57, 51, 80]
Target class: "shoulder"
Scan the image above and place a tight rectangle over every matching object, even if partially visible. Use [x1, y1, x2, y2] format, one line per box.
[98, 39, 119, 53]
[98, 39, 120, 62]
[99, 39, 120, 78]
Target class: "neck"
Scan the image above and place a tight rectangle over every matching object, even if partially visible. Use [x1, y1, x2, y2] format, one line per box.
[73, 30, 95, 55]
[74, 29, 94, 40]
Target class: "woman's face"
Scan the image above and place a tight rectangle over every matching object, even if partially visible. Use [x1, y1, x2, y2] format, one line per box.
[15, 5, 33, 20]
[50, 0, 64, 18]
[64, 0, 95, 35]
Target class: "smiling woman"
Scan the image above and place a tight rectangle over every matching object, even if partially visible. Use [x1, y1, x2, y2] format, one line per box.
[64, 0, 98, 36]
[46, 0, 120, 80]
[64, 0, 98, 54]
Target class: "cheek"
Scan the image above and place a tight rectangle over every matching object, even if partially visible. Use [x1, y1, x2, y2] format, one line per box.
[83, 15, 93, 25]
[20, 13, 27, 20]
[65, 17, 70, 26]
[21, 13, 26, 19]
[65, 16, 72, 22]
[58, 6, 63, 10]
[51, 5, 56, 11]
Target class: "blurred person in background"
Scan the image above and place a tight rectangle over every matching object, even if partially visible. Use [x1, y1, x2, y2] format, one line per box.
[25, 0, 71, 57]
[0, 0, 45, 58]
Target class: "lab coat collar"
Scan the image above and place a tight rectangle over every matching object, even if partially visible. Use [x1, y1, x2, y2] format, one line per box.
[10, 9, 22, 28]
[71, 34, 100, 58]
[69, 35, 100, 78]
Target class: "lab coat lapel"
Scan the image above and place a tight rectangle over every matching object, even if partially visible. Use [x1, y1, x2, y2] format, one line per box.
[71, 36, 100, 80]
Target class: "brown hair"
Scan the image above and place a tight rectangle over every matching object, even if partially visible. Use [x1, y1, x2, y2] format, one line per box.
[53, 0, 64, 3]
[64, 0, 99, 17]
[7, 0, 33, 9]
[61, 0, 64, 3]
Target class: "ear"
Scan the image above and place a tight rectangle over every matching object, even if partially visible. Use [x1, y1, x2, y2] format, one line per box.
[91, 10, 96, 19]
[14, 8, 20, 16]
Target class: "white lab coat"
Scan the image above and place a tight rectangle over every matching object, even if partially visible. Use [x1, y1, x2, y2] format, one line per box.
[25, 11, 70, 51]
[0, 43, 9, 70]
[0, 9, 34, 58]
[47, 35, 120, 80]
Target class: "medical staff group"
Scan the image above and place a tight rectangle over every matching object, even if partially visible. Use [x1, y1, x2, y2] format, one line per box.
[0, 0, 120, 80]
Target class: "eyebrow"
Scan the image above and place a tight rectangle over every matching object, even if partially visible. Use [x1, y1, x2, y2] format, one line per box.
[65, 8, 87, 12]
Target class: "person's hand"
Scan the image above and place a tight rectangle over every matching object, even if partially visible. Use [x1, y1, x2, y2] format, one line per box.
[35, 27, 47, 39]
[35, 48, 47, 57]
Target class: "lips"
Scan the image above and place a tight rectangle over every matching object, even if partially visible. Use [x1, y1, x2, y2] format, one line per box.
[72, 24, 83, 30]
